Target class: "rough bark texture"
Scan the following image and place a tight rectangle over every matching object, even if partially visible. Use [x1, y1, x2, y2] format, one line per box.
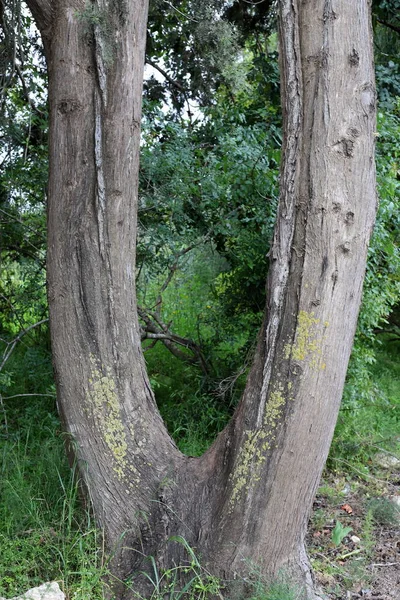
[27, 0, 377, 596]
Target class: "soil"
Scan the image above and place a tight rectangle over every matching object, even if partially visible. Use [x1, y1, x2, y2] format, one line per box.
[307, 468, 400, 600]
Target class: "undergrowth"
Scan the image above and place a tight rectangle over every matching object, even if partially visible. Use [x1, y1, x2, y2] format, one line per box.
[329, 337, 400, 475]
[0, 395, 106, 599]
[1, 259, 399, 598]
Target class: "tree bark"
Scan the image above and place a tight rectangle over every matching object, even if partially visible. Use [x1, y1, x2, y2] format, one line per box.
[27, 0, 377, 596]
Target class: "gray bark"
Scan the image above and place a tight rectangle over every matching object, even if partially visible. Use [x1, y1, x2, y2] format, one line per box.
[26, 0, 377, 596]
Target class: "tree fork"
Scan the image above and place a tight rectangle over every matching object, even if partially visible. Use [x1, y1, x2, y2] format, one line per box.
[26, 0, 377, 597]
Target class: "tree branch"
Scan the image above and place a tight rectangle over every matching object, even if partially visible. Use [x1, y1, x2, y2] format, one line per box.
[376, 18, 400, 35]
[0, 318, 48, 372]
[146, 58, 188, 93]
[25, 0, 53, 36]
[138, 239, 212, 373]
[138, 306, 209, 375]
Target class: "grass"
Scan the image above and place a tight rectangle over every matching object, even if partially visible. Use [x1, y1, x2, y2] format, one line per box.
[125, 536, 223, 600]
[0, 395, 106, 599]
[0, 278, 398, 597]
[329, 336, 400, 475]
[245, 569, 306, 600]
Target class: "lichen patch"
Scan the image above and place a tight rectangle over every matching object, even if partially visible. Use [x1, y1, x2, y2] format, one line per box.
[88, 356, 129, 480]
[229, 382, 288, 509]
[284, 310, 326, 370]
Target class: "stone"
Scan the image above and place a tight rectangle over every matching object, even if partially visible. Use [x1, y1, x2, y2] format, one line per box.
[391, 496, 400, 508]
[0, 582, 65, 600]
[374, 452, 400, 470]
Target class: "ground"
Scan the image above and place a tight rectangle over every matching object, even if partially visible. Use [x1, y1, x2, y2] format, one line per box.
[308, 467, 400, 600]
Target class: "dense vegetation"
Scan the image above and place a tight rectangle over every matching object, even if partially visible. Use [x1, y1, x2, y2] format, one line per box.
[0, 1, 399, 597]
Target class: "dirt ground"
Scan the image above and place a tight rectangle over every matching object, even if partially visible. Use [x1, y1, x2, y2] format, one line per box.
[307, 467, 400, 600]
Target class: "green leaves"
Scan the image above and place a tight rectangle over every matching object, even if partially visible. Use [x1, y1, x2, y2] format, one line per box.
[331, 521, 353, 547]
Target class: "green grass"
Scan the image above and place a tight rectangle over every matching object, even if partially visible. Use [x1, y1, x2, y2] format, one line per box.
[244, 568, 306, 600]
[0, 396, 106, 599]
[1, 263, 399, 597]
[329, 337, 400, 473]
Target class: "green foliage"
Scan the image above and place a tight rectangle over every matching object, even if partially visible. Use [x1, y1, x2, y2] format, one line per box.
[331, 522, 352, 547]
[138, 63, 281, 429]
[0, 395, 106, 598]
[373, 0, 400, 109]
[360, 508, 376, 562]
[145, 0, 277, 112]
[366, 498, 400, 526]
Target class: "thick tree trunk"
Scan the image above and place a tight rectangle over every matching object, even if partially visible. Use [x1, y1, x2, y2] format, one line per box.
[28, 0, 376, 597]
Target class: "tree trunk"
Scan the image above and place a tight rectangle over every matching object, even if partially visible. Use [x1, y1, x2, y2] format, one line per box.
[27, 0, 377, 596]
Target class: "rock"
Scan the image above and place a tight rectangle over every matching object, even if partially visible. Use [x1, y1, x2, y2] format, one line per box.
[391, 496, 400, 508]
[351, 535, 361, 544]
[0, 582, 65, 600]
[374, 452, 400, 470]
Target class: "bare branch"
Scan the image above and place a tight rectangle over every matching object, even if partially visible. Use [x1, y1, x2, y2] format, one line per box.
[0, 318, 48, 372]
[146, 59, 188, 93]
[376, 18, 400, 35]
[138, 306, 209, 374]
[161, 0, 199, 23]
[138, 238, 212, 373]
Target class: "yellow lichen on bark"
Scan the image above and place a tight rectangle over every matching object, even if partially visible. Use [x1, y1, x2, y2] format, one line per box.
[88, 356, 128, 480]
[229, 428, 267, 507]
[263, 385, 286, 429]
[284, 310, 327, 370]
[229, 382, 288, 508]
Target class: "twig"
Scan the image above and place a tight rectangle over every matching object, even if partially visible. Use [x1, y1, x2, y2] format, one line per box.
[338, 549, 362, 560]
[330, 458, 392, 483]
[0, 394, 8, 436]
[0, 318, 49, 372]
[2, 393, 56, 399]
[376, 18, 400, 35]
[14, 62, 46, 118]
[0, 207, 47, 250]
[146, 59, 187, 93]
[162, 0, 199, 22]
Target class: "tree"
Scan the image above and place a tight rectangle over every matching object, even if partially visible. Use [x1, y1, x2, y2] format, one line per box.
[22, 0, 376, 596]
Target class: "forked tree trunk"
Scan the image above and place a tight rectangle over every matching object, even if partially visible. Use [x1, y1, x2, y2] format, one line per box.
[27, 0, 376, 596]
